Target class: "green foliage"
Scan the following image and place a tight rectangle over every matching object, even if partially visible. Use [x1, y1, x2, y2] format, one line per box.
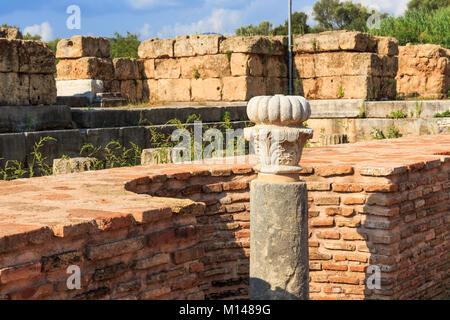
[80, 140, 141, 169]
[370, 127, 386, 140]
[236, 21, 273, 36]
[23, 33, 41, 41]
[434, 110, 450, 117]
[312, 0, 379, 32]
[46, 38, 61, 55]
[358, 102, 367, 118]
[415, 99, 423, 117]
[29, 137, 57, 178]
[389, 110, 408, 119]
[370, 6, 450, 48]
[407, 0, 450, 12]
[193, 68, 200, 79]
[220, 112, 232, 130]
[272, 12, 310, 35]
[225, 50, 232, 61]
[337, 85, 345, 98]
[371, 125, 403, 140]
[110, 31, 140, 58]
[386, 125, 403, 139]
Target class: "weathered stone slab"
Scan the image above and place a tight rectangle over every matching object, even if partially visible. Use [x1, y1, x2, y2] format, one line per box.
[56, 79, 104, 103]
[220, 36, 285, 55]
[0, 27, 23, 39]
[180, 55, 231, 79]
[138, 38, 175, 59]
[120, 80, 144, 103]
[0, 73, 29, 106]
[222, 77, 266, 101]
[375, 36, 399, 56]
[154, 58, 181, 79]
[0, 39, 19, 72]
[18, 40, 56, 74]
[56, 57, 114, 80]
[142, 59, 155, 79]
[53, 157, 97, 175]
[191, 78, 223, 101]
[174, 34, 222, 57]
[294, 31, 370, 53]
[113, 58, 141, 80]
[30, 74, 57, 105]
[56, 36, 110, 59]
[156, 79, 191, 101]
[230, 53, 263, 77]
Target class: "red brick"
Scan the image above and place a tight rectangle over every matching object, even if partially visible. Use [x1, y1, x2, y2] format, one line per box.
[211, 169, 232, 177]
[342, 233, 367, 241]
[314, 196, 340, 206]
[307, 182, 331, 191]
[332, 183, 363, 193]
[317, 231, 340, 240]
[329, 276, 360, 285]
[323, 263, 348, 271]
[364, 184, 399, 193]
[0, 261, 41, 284]
[311, 218, 334, 227]
[324, 242, 356, 251]
[87, 236, 145, 260]
[222, 181, 248, 191]
[202, 183, 223, 193]
[342, 196, 366, 205]
[172, 246, 204, 264]
[349, 265, 366, 272]
[316, 166, 354, 177]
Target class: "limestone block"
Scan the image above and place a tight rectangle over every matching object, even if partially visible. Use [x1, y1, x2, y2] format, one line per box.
[265, 55, 287, 78]
[0, 27, 23, 39]
[381, 55, 398, 78]
[191, 78, 223, 101]
[154, 58, 181, 79]
[141, 148, 178, 165]
[18, 40, 56, 74]
[180, 55, 231, 79]
[174, 34, 222, 57]
[57, 57, 114, 80]
[120, 80, 144, 103]
[30, 74, 57, 105]
[138, 38, 175, 59]
[0, 73, 29, 105]
[113, 58, 141, 80]
[230, 53, 263, 77]
[56, 79, 104, 103]
[265, 77, 288, 96]
[0, 39, 19, 72]
[220, 36, 285, 55]
[397, 74, 446, 99]
[294, 31, 370, 53]
[315, 52, 382, 77]
[294, 54, 315, 79]
[143, 59, 155, 79]
[222, 77, 266, 101]
[103, 80, 121, 93]
[375, 36, 399, 56]
[157, 79, 191, 101]
[143, 79, 158, 101]
[56, 36, 110, 59]
[53, 157, 97, 175]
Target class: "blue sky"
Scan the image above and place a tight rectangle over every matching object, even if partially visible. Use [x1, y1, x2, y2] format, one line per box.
[0, 0, 409, 41]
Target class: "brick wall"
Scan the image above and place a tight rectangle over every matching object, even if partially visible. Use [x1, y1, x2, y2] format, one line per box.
[0, 135, 449, 300]
[0, 38, 56, 106]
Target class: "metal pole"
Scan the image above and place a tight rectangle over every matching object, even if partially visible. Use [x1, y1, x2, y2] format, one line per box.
[288, 0, 293, 95]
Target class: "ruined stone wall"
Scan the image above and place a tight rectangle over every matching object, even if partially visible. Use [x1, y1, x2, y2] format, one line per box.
[56, 36, 146, 103]
[397, 44, 450, 99]
[139, 35, 288, 102]
[0, 39, 56, 106]
[293, 31, 399, 100]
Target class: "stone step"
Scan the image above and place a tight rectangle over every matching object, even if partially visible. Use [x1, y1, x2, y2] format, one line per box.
[93, 98, 127, 108]
[96, 92, 123, 99]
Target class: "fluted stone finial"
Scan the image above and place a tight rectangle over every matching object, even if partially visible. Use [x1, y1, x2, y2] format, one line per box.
[244, 95, 314, 176]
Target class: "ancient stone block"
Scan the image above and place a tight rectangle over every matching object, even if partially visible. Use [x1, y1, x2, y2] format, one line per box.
[265, 77, 287, 96]
[30, 74, 57, 105]
[222, 77, 266, 101]
[142, 59, 155, 79]
[56, 57, 114, 80]
[0, 27, 23, 39]
[294, 31, 370, 53]
[0, 39, 19, 72]
[230, 53, 263, 77]
[191, 78, 223, 101]
[180, 55, 231, 79]
[56, 36, 110, 59]
[18, 40, 56, 74]
[154, 58, 181, 79]
[0, 73, 29, 105]
[138, 38, 175, 59]
[220, 36, 285, 55]
[121, 79, 144, 103]
[264, 55, 287, 77]
[113, 58, 141, 80]
[53, 157, 97, 175]
[294, 54, 315, 78]
[375, 36, 399, 56]
[142, 79, 157, 101]
[174, 34, 222, 57]
[157, 79, 191, 101]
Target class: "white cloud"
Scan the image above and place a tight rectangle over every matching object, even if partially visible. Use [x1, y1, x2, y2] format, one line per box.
[140, 23, 151, 39]
[352, 0, 409, 16]
[23, 22, 53, 41]
[127, 0, 178, 9]
[158, 8, 242, 38]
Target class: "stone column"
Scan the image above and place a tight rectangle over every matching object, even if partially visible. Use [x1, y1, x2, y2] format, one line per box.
[244, 95, 313, 300]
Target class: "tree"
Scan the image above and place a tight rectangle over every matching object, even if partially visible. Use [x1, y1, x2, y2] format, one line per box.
[23, 33, 42, 41]
[109, 32, 140, 58]
[312, 0, 377, 32]
[47, 38, 61, 55]
[272, 12, 310, 36]
[236, 21, 273, 36]
[407, 0, 450, 11]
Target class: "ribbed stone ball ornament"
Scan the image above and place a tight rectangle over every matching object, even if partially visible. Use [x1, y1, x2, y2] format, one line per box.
[247, 95, 311, 125]
[244, 95, 314, 175]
